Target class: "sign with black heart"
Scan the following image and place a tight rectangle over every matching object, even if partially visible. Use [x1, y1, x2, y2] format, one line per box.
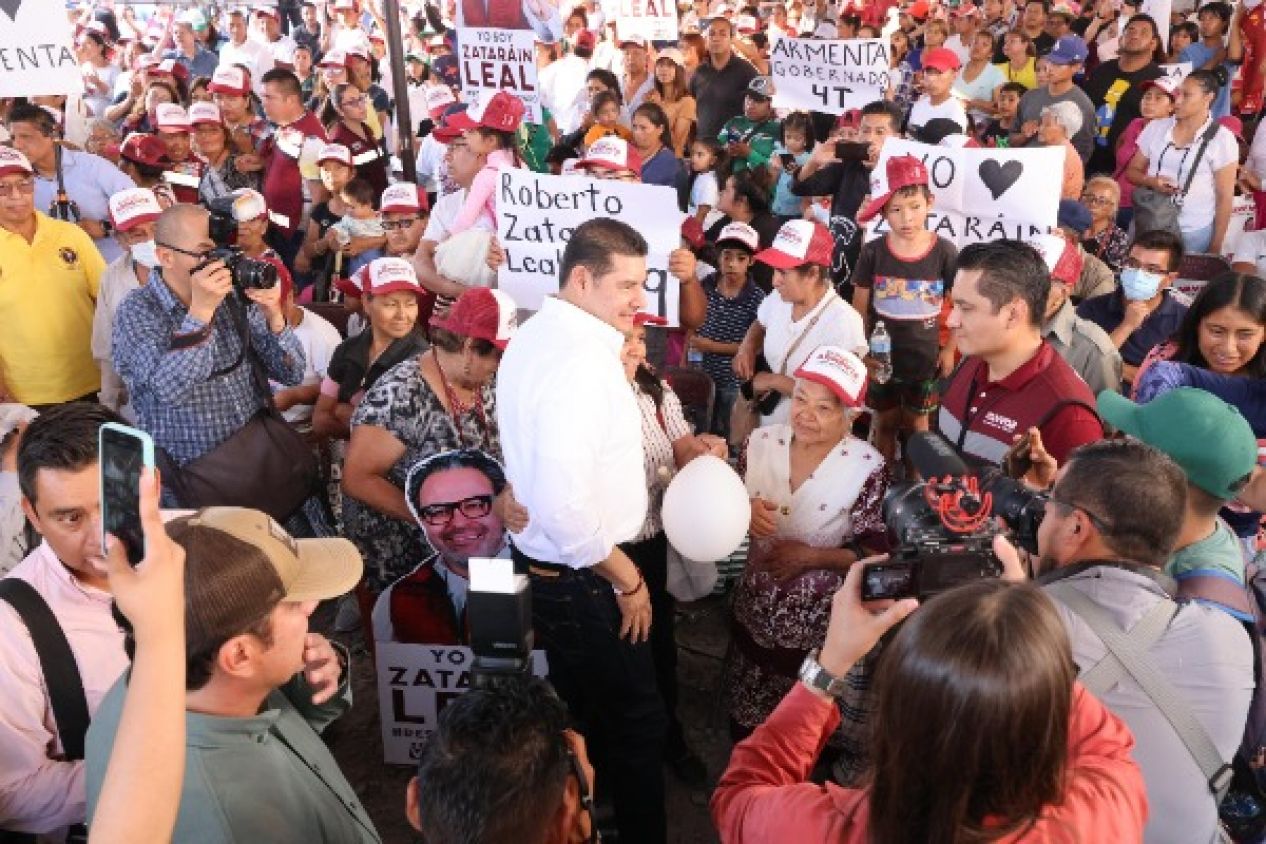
[0, 0, 79, 97]
[863, 138, 1063, 248]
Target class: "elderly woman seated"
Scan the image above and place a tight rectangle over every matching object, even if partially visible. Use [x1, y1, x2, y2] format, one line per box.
[1039, 101, 1086, 201]
[724, 344, 889, 783]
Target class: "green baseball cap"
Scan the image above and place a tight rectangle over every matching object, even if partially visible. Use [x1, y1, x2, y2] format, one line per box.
[1097, 387, 1258, 501]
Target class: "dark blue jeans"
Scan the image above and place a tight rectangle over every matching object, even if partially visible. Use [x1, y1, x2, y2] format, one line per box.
[525, 561, 668, 844]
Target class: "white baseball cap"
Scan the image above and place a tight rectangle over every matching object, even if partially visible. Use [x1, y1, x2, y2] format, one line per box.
[361, 257, 425, 296]
[317, 143, 353, 168]
[715, 221, 759, 253]
[154, 103, 191, 133]
[208, 65, 250, 96]
[188, 101, 223, 126]
[576, 136, 642, 174]
[231, 188, 269, 221]
[794, 345, 868, 407]
[380, 183, 425, 214]
[425, 85, 457, 119]
[108, 188, 162, 231]
[0, 146, 33, 178]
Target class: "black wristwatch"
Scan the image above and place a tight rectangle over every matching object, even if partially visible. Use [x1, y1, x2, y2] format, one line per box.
[798, 649, 847, 699]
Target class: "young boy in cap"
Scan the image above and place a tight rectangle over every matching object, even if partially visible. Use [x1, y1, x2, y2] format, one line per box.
[907, 47, 968, 137]
[1013, 34, 1097, 160]
[854, 155, 958, 462]
[1097, 387, 1258, 591]
[692, 222, 767, 441]
[717, 77, 782, 173]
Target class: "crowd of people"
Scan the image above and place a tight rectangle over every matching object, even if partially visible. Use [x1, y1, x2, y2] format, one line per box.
[6, 0, 1266, 841]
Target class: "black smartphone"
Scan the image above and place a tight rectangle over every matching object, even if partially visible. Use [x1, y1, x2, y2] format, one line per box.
[99, 423, 154, 566]
[779, 152, 796, 167]
[836, 141, 871, 162]
[860, 561, 916, 601]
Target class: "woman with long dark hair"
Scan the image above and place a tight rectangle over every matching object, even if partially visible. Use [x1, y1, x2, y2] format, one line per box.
[630, 103, 681, 187]
[646, 51, 696, 155]
[714, 577, 1146, 843]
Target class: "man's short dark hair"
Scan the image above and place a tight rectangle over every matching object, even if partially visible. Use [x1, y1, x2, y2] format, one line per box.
[6, 102, 58, 137]
[1130, 228, 1185, 272]
[706, 16, 734, 35]
[1056, 439, 1187, 567]
[17, 404, 125, 505]
[1025, 0, 1050, 10]
[1199, 1, 1233, 23]
[261, 67, 302, 98]
[407, 449, 507, 508]
[416, 677, 572, 844]
[860, 99, 904, 130]
[560, 218, 648, 288]
[955, 240, 1050, 327]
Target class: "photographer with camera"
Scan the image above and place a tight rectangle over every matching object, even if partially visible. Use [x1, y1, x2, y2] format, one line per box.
[110, 203, 312, 519]
[939, 239, 1103, 467]
[992, 438, 1254, 844]
[712, 564, 1147, 842]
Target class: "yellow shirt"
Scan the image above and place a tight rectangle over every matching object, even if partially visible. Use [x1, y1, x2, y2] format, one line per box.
[0, 213, 104, 404]
[995, 58, 1038, 90]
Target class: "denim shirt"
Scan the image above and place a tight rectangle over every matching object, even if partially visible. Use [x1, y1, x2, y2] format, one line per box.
[111, 270, 305, 463]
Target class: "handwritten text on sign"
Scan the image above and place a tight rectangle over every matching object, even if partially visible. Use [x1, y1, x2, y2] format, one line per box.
[376, 643, 548, 765]
[496, 169, 685, 323]
[864, 138, 1063, 247]
[617, 0, 678, 43]
[770, 37, 889, 114]
[0, 0, 80, 97]
[458, 28, 543, 122]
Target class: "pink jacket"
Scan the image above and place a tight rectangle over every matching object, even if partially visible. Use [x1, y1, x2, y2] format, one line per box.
[449, 148, 518, 236]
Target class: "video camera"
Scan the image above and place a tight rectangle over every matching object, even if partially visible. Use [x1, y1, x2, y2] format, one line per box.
[202, 194, 279, 297]
[466, 558, 534, 690]
[860, 432, 1047, 602]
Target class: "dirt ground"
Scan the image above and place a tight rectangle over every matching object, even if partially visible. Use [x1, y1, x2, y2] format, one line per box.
[316, 593, 736, 844]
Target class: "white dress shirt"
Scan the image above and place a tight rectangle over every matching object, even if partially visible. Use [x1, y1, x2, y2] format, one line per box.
[0, 543, 127, 837]
[496, 296, 647, 568]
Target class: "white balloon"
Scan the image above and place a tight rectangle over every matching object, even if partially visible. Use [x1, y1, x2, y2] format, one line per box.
[661, 455, 751, 563]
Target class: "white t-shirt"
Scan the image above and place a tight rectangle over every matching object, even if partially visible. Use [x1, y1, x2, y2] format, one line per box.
[423, 188, 471, 243]
[1233, 228, 1266, 276]
[689, 171, 723, 230]
[540, 54, 591, 135]
[907, 94, 969, 134]
[1135, 117, 1238, 234]
[219, 37, 274, 94]
[415, 132, 449, 195]
[757, 289, 867, 425]
[944, 34, 972, 67]
[278, 307, 342, 425]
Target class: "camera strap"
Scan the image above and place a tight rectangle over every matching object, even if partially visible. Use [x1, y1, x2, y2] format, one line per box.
[54, 144, 67, 200]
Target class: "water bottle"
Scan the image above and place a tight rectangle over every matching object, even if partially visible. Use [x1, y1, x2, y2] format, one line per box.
[869, 321, 893, 385]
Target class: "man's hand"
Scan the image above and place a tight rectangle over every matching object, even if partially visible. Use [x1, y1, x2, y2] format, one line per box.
[750, 497, 778, 538]
[302, 633, 343, 704]
[101, 467, 186, 644]
[1121, 298, 1156, 332]
[615, 581, 652, 643]
[1020, 120, 1039, 139]
[668, 246, 697, 283]
[809, 138, 839, 167]
[816, 561, 918, 678]
[492, 483, 530, 533]
[1011, 427, 1058, 489]
[243, 283, 286, 331]
[188, 259, 234, 323]
[992, 534, 1030, 582]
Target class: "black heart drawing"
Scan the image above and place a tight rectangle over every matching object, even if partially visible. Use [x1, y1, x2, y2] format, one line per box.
[978, 159, 1024, 200]
[0, 0, 20, 21]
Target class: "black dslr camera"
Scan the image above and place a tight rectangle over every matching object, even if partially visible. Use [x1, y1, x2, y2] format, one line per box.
[202, 194, 279, 296]
[466, 558, 534, 690]
[860, 433, 1047, 602]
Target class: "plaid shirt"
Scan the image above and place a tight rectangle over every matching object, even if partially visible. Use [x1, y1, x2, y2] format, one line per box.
[111, 271, 304, 464]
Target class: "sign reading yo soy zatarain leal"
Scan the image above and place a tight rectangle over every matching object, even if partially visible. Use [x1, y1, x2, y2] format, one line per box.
[495, 168, 685, 324]
[0, 0, 80, 97]
[458, 28, 543, 122]
[769, 36, 890, 115]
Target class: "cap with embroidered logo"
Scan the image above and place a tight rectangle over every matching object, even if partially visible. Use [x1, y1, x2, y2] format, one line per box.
[430, 286, 518, 350]
[754, 220, 834, 269]
[108, 188, 162, 231]
[155, 103, 191, 133]
[208, 65, 250, 96]
[794, 345, 868, 407]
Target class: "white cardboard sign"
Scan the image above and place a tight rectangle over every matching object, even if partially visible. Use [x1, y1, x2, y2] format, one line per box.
[769, 36, 890, 115]
[375, 643, 548, 766]
[865, 138, 1064, 247]
[617, 0, 679, 42]
[458, 28, 544, 122]
[0, 0, 80, 97]
[496, 168, 686, 323]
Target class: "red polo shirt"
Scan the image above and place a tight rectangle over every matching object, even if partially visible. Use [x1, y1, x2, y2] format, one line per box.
[937, 340, 1104, 466]
[260, 111, 327, 234]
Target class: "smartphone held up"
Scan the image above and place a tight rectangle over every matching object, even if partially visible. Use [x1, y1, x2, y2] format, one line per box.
[99, 423, 155, 567]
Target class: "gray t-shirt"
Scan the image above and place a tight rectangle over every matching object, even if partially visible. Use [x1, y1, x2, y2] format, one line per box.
[1015, 84, 1098, 162]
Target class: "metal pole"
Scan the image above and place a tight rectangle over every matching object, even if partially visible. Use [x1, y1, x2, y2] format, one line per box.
[382, 0, 417, 183]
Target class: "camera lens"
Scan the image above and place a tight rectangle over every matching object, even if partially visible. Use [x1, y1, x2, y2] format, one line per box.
[234, 258, 278, 291]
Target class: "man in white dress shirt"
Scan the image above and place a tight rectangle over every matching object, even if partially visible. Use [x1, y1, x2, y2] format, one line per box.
[496, 218, 666, 844]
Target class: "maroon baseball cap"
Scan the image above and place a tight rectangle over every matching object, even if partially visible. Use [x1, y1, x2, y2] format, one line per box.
[430, 287, 518, 350]
[447, 89, 526, 133]
[118, 133, 172, 169]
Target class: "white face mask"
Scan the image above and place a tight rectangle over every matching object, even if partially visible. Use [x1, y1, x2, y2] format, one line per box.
[131, 239, 159, 268]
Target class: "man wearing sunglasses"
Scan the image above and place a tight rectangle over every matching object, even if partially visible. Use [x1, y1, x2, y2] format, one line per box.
[372, 449, 509, 644]
[993, 436, 1253, 844]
